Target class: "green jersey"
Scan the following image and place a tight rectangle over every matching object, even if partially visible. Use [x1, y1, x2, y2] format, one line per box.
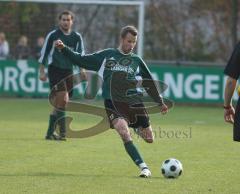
[39, 28, 84, 70]
[62, 47, 163, 105]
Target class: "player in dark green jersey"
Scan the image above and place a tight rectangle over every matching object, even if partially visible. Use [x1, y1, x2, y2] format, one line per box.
[55, 25, 168, 177]
[39, 10, 86, 141]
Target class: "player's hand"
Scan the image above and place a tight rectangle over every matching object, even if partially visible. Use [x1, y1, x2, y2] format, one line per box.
[55, 39, 65, 50]
[224, 105, 235, 124]
[160, 103, 168, 115]
[39, 64, 47, 81]
[39, 70, 47, 81]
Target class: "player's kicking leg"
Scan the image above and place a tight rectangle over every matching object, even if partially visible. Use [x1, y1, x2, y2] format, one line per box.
[113, 118, 151, 178]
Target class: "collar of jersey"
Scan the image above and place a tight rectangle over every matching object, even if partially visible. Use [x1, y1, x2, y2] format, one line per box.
[117, 48, 133, 56]
[59, 28, 72, 36]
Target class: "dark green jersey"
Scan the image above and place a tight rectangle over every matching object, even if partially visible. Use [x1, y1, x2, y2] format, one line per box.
[62, 47, 163, 105]
[39, 28, 84, 70]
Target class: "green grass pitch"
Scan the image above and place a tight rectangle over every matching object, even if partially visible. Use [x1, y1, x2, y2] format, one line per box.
[0, 98, 239, 194]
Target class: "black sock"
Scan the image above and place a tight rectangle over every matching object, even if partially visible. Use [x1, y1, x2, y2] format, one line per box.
[124, 141, 144, 166]
[46, 114, 57, 137]
[56, 109, 66, 137]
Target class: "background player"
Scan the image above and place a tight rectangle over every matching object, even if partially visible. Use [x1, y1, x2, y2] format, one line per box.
[39, 10, 85, 140]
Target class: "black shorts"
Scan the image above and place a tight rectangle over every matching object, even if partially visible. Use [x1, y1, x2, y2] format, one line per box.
[104, 99, 150, 129]
[48, 65, 73, 97]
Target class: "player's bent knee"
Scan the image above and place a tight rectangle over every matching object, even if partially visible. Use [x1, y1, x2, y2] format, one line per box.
[145, 138, 154, 143]
[143, 133, 154, 143]
[140, 126, 154, 143]
[62, 99, 68, 107]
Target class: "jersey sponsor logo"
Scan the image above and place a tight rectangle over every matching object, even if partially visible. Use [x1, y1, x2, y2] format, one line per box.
[105, 58, 117, 68]
[105, 57, 134, 74]
[119, 58, 132, 66]
[111, 65, 134, 74]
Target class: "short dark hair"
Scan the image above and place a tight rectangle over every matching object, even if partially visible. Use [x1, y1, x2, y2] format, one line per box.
[120, 25, 138, 38]
[59, 10, 74, 20]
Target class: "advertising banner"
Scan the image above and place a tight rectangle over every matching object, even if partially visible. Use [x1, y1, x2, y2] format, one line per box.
[0, 60, 236, 103]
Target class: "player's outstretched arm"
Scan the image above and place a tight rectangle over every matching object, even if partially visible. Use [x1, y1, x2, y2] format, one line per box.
[55, 39, 101, 71]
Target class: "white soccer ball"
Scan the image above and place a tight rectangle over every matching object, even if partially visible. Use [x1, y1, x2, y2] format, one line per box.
[161, 158, 183, 178]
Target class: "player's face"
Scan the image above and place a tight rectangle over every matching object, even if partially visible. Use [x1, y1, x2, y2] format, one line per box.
[120, 33, 137, 54]
[59, 14, 73, 33]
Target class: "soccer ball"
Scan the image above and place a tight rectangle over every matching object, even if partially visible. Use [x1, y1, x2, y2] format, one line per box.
[161, 158, 183, 178]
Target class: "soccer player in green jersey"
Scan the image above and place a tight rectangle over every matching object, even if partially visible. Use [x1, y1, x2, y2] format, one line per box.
[55, 25, 168, 177]
[38, 10, 86, 140]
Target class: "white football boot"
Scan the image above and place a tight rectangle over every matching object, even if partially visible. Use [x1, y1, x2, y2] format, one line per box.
[139, 168, 151, 178]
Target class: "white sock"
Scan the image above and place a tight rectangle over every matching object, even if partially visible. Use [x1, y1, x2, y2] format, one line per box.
[139, 162, 148, 170]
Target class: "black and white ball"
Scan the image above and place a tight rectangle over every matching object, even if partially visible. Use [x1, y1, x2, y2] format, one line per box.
[161, 158, 183, 178]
